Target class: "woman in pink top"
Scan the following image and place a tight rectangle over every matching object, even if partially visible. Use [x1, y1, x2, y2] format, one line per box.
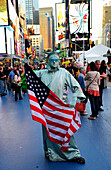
[84, 62, 100, 120]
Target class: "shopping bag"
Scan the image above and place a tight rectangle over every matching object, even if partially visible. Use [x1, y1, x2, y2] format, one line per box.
[75, 102, 85, 112]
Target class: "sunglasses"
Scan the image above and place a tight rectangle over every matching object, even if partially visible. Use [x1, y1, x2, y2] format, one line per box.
[49, 59, 59, 62]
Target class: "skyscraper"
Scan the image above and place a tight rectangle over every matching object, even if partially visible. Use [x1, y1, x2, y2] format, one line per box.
[25, 0, 39, 25]
[39, 7, 54, 51]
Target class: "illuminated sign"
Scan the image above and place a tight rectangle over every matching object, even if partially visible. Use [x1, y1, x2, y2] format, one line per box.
[0, 27, 6, 53]
[56, 3, 65, 30]
[27, 25, 40, 35]
[6, 27, 15, 54]
[58, 32, 65, 40]
[69, 3, 88, 34]
[0, 0, 8, 25]
[60, 39, 69, 49]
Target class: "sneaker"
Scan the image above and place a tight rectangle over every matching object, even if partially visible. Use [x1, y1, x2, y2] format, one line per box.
[19, 97, 24, 100]
[73, 157, 85, 164]
[80, 111, 88, 115]
[99, 108, 104, 111]
[1, 93, 7, 96]
[88, 116, 96, 120]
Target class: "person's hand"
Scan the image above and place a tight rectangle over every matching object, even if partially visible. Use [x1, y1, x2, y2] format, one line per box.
[101, 73, 107, 78]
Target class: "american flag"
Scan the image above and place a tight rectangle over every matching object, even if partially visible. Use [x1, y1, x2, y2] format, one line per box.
[25, 64, 81, 151]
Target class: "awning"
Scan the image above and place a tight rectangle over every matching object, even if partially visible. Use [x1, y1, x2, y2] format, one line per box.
[0, 54, 21, 60]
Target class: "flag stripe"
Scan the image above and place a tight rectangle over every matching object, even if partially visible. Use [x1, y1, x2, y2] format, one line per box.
[32, 115, 46, 127]
[48, 91, 69, 107]
[49, 128, 65, 138]
[31, 110, 46, 123]
[47, 124, 67, 134]
[44, 100, 74, 116]
[46, 119, 69, 131]
[30, 104, 43, 114]
[49, 131, 64, 141]
[44, 114, 70, 127]
[46, 97, 74, 112]
[42, 108, 72, 123]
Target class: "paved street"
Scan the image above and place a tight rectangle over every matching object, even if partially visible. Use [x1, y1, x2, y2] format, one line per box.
[0, 84, 111, 170]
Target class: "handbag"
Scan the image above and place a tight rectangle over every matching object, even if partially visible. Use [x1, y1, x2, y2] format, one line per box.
[75, 102, 86, 112]
[86, 72, 98, 90]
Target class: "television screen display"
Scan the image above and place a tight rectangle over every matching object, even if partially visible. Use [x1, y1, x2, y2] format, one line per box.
[0, 0, 8, 25]
[0, 27, 6, 53]
[6, 27, 15, 54]
[69, 3, 88, 34]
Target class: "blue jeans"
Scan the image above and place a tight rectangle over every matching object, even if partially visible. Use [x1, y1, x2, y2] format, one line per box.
[88, 94, 99, 117]
[0, 80, 4, 95]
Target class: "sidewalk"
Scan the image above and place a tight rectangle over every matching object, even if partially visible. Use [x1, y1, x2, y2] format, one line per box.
[107, 81, 111, 87]
[0, 87, 111, 170]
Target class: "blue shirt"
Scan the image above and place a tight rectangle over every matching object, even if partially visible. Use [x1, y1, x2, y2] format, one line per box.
[9, 70, 15, 79]
[78, 73, 85, 91]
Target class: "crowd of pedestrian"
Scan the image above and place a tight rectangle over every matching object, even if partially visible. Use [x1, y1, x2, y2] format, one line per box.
[0, 62, 47, 100]
[0, 59, 110, 120]
[62, 59, 109, 120]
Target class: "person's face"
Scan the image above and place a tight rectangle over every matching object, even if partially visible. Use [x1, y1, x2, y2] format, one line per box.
[82, 69, 86, 75]
[95, 62, 101, 70]
[16, 70, 19, 74]
[0, 67, 3, 72]
[49, 54, 59, 69]
[14, 66, 17, 70]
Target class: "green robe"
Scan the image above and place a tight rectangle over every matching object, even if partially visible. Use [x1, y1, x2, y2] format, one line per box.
[35, 67, 85, 161]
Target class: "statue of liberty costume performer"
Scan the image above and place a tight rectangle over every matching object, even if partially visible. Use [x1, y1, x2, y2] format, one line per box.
[35, 52, 86, 164]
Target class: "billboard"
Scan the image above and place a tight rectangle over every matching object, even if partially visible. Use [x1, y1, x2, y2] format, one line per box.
[8, 0, 20, 55]
[0, 27, 6, 53]
[69, 3, 88, 34]
[6, 27, 15, 54]
[60, 39, 69, 49]
[27, 25, 40, 35]
[56, 3, 66, 30]
[0, 0, 8, 25]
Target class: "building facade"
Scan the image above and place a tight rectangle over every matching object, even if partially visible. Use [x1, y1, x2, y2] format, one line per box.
[39, 7, 54, 51]
[102, 4, 111, 47]
[25, 0, 39, 25]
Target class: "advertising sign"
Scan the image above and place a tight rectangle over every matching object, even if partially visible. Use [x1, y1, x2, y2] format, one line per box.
[8, 0, 20, 55]
[56, 3, 65, 30]
[0, 0, 8, 25]
[27, 25, 40, 35]
[0, 27, 6, 53]
[6, 27, 15, 54]
[60, 39, 69, 49]
[69, 3, 88, 34]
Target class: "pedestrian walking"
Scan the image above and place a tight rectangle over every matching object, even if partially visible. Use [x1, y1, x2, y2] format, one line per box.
[85, 62, 100, 120]
[13, 70, 23, 101]
[78, 66, 88, 115]
[0, 66, 7, 96]
[95, 60, 107, 111]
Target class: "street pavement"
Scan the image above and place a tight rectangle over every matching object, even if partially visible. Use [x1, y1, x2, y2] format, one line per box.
[107, 81, 111, 87]
[0, 83, 111, 170]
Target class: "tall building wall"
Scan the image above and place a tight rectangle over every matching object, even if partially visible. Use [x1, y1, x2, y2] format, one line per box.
[103, 6, 111, 27]
[19, 3, 26, 31]
[39, 14, 49, 50]
[25, 0, 39, 25]
[25, 0, 33, 24]
[39, 7, 54, 51]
